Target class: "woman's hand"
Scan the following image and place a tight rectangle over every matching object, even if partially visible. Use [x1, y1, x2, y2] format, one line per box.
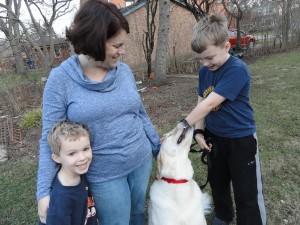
[38, 195, 50, 223]
[194, 134, 212, 152]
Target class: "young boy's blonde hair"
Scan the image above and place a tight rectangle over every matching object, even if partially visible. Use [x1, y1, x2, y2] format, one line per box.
[48, 120, 91, 156]
[191, 14, 229, 53]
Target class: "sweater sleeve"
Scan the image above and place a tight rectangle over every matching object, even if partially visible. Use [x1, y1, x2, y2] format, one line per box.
[36, 70, 67, 200]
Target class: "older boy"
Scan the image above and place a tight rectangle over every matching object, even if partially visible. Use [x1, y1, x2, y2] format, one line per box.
[39, 121, 98, 225]
[177, 15, 266, 225]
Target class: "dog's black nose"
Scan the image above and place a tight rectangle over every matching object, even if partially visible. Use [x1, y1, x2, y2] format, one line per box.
[177, 127, 191, 144]
[177, 133, 185, 144]
[177, 119, 191, 144]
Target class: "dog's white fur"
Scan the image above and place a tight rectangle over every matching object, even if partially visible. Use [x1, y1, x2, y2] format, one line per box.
[148, 124, 211, 225]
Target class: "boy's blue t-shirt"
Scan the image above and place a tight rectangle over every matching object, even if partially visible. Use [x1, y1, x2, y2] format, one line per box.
[39, 175, 98, 225]
[198, 56, 256, 138]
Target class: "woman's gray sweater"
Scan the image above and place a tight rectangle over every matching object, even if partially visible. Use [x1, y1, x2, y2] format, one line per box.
[36, 56, 160, 200]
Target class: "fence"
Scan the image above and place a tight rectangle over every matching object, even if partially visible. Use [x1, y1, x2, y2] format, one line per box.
[0, 115, 23, 145]
[0, 115, 24, 162]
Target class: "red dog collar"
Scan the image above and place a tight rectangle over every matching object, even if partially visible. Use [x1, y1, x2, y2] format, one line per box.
[161, 177, 188, 184]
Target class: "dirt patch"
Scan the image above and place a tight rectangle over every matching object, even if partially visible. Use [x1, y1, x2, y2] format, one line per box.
[7, 76, 198, 161]
[141, 76, 198, 133]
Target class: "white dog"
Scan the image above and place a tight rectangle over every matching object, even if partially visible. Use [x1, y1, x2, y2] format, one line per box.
[148, 124, 211, 225]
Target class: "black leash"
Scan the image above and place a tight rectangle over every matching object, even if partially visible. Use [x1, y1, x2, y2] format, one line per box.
[190, 139, 211, 190]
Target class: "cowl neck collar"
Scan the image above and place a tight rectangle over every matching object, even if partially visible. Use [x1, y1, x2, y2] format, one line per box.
[60, 55, 119, 92]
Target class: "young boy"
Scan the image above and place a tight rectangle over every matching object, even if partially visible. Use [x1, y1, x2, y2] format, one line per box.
[177, 15, 266, 225]
[39, 121, 98, 225]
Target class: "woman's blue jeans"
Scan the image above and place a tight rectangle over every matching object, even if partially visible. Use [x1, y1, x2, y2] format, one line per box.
[89, 154, 152, 225]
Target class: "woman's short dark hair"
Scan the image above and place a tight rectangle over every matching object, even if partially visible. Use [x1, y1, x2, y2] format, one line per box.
[66, 0, 129, 61]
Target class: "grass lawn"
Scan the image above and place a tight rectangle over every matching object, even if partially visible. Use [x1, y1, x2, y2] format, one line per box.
[0, 161, 37, 225]
[1, 50, 300, 225]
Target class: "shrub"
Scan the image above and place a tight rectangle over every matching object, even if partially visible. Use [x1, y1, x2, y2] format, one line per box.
[20, 108, 42, 129]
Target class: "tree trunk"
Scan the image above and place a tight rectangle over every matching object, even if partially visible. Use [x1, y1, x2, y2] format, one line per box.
[236, 18, 241, 50]
[11, 43, 25, 74]
[1, 0, 26, 74]
[48, 29, 56, 68]
[154, 0, 171, 85]
[12, 20, 25, 74]
[6, 29, 25, 74]
[143, 0, 158, 79]
[282, 0, 292, 49]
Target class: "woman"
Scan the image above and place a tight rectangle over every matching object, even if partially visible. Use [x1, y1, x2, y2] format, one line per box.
[37, 1, 160, 225]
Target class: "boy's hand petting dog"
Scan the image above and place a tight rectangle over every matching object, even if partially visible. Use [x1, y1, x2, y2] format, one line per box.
[177, 119, 192, 144]
[194, 133, 212, 152]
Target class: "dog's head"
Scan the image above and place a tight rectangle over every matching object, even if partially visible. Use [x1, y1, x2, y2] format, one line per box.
[161, 123, 194, 156]
[157, 123, 194, 180]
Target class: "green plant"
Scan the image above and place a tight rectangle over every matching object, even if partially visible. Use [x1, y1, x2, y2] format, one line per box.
[20, 108, 42, 129]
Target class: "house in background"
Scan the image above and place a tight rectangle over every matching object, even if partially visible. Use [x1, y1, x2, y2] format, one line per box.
[79, 0, 234, 75]
[21, 36, 70, 69]
[120, 0, 233, 73]
[120, 0, 196, 71]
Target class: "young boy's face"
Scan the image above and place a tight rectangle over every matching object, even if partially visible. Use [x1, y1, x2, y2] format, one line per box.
[197, 42, 230, 71]
[52, 135, 92, 177]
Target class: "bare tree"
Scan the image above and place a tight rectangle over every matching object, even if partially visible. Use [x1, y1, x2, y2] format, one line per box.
[154, 0, 171, 85]
[154, 0, 216, 84]
[0, 0, 74, 74]
[222, 0, 251, 51]
[290, 0, 300, 44]
[24, 0, 74, 69]
[143, 0, 158, 79]
[178, 0, 216, 21]
[0, 0, 25, 74]
[255, 0, 297, 48]
[278, 0, 293, 48]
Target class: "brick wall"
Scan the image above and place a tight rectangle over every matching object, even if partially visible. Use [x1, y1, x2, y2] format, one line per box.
[78, 0, 233, 74]
[123, 4, 196, 72]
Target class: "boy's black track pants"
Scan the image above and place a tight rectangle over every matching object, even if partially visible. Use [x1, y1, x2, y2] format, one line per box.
[206, 130, 267, 225]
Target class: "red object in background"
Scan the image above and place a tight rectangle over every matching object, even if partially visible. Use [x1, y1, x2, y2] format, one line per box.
[229, 29, 256, 49]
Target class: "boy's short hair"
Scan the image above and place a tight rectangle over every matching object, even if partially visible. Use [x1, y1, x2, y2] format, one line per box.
[191, 14, 229, 53]
[48, 121, 91, 156]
